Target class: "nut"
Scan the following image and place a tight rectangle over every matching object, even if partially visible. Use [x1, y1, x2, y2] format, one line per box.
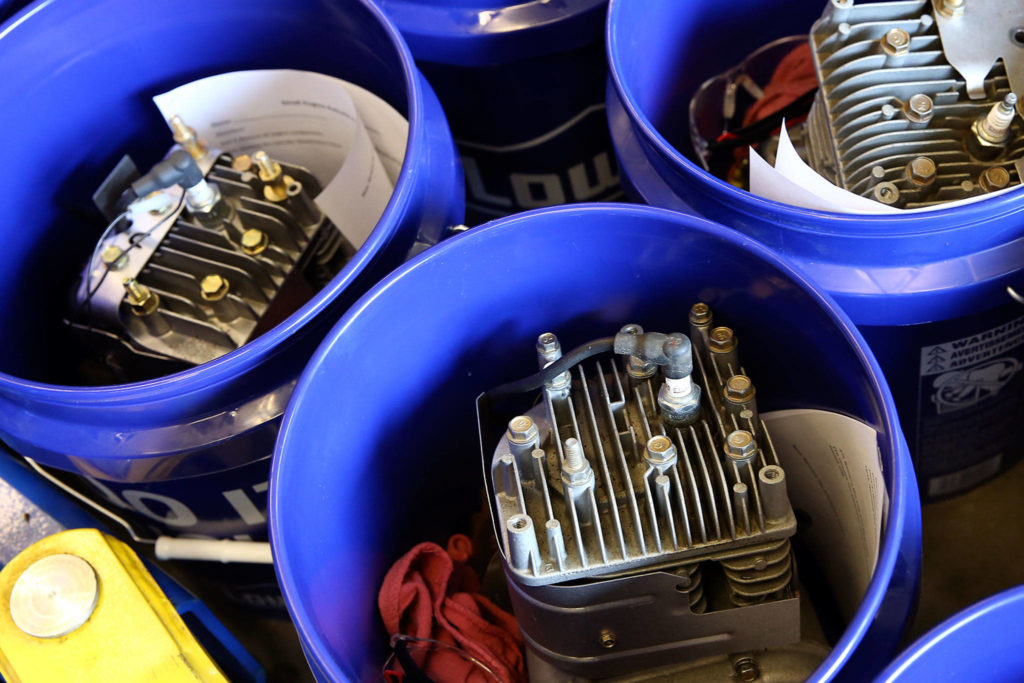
[561, 438, 594, 486]
[689, 303, 711, 326]
[725, 430, 757, 460]
[881, 28, 910, 56]
[123, 278, 159, 316]
[979, 166, 1011, 192]
[905, 157, 937, 186]
[903, 94, 934, 124]
[507, 416, 539, 445]
[708, 327, 735, 353]
[241, 228, 269, 256]
[724, 375, 755, 403]
[645, 435, 677, 465]
[200, 274, 229, 301]
[599, 631, 617, 649]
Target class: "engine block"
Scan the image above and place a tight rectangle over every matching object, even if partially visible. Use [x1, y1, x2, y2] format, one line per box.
[806, 0, 1024, 207]
[67, 119, 350, 380]
[481, 304, 800, 679]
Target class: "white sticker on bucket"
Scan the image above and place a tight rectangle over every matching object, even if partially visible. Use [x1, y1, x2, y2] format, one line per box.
[763, 409, 887, 621]
[153, 69, 409, 248]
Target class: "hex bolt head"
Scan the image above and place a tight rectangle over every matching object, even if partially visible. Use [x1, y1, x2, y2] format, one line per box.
[241, 228, 270, 256]
[507, 416, 539, 445]
[689, 303, 711, 326]
[725, 430, 757, 460]
[724, 375, 755, 403]
[708, 326, 736, 353]
[645, 435, 677, 465]
[200, 274, 229, 301]
[881, 28, 910, 56]
[905, 157, 937, 186]
[599, 630, 617, 649]
[903, 94, 934, 124]
[979, 166, 1011, 192]
[536, 332, 559, 355]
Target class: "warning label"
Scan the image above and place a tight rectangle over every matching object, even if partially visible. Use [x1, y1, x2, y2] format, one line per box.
[920, 315, 1024, 376]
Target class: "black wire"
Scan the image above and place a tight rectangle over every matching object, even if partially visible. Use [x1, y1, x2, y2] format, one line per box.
[485, 337, 615, 401]
[74, 192, 185, 324]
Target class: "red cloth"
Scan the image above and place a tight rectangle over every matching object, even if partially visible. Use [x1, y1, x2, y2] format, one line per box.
[743, 42, 818, 126]
[379, 536, 525, 682]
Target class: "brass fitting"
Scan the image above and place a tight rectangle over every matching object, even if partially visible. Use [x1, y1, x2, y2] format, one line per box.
[168, 115, 208, 160]
[123, 278, 159, 316]
[199, 274, 229, 301]
[100, 245, 127, 270]
[240, 228, 270, 256]
[252, 150, 292, 203]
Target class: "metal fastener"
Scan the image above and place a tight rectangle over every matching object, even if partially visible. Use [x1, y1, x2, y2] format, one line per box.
[725, 430, 757, 461]
[903, 94, 934, 124]
[708, 326, 736, 353]
[123, 277, 159, 316]
[507, 416, 539, 444]
[689, 302, 711, 326]
[599, 630, 617, 649]
[905, 157, 937, 186]
[881, 28, 910, 56]
[240, 228, 270, 256]
[734, 657, 760, 681]
[200, 274, 229, 301]
[979, 166, 1011, 193]
[232, 154, 253, 173]
[724, 375, 755, 403]
[645, 435, 677, 465]
[936, 0, 965, 19]
[100, 245, 127, 270]
[168, 114, 208, 160]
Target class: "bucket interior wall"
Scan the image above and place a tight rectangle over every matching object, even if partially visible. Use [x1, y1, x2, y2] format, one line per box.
[0, 0, 409, 386]
[610, 0, 826, 159]
[271, 205, 916, 681]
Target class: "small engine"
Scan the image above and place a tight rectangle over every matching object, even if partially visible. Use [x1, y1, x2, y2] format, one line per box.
[66, 116, 351, 381]
[691, 0, 1023, 208]
[480, 304, 800, 680]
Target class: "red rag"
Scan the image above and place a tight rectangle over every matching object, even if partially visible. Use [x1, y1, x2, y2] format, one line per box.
[379, 541, 525, 683]
[742, 42, 818, 127]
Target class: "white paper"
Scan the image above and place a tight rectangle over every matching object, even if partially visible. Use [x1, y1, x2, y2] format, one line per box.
[153, 69, 408, 248]
[751, 123, 1019, 214]
[762, 409, 887, 621]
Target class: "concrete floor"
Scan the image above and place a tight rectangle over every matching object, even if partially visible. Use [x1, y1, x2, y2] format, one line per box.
[906, 455, 1024, 642]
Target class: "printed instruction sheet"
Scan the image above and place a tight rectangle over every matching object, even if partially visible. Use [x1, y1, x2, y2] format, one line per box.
[763, 409, 888, 621]
[154, 69, 409, 248]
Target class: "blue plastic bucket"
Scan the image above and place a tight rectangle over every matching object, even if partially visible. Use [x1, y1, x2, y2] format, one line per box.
[606, 0, 1024, 500]
[271, 204, 921, 681]
[378, 0, 620, 223]
[0, 0, 462, 553]
[876, 585, 1024, 682]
